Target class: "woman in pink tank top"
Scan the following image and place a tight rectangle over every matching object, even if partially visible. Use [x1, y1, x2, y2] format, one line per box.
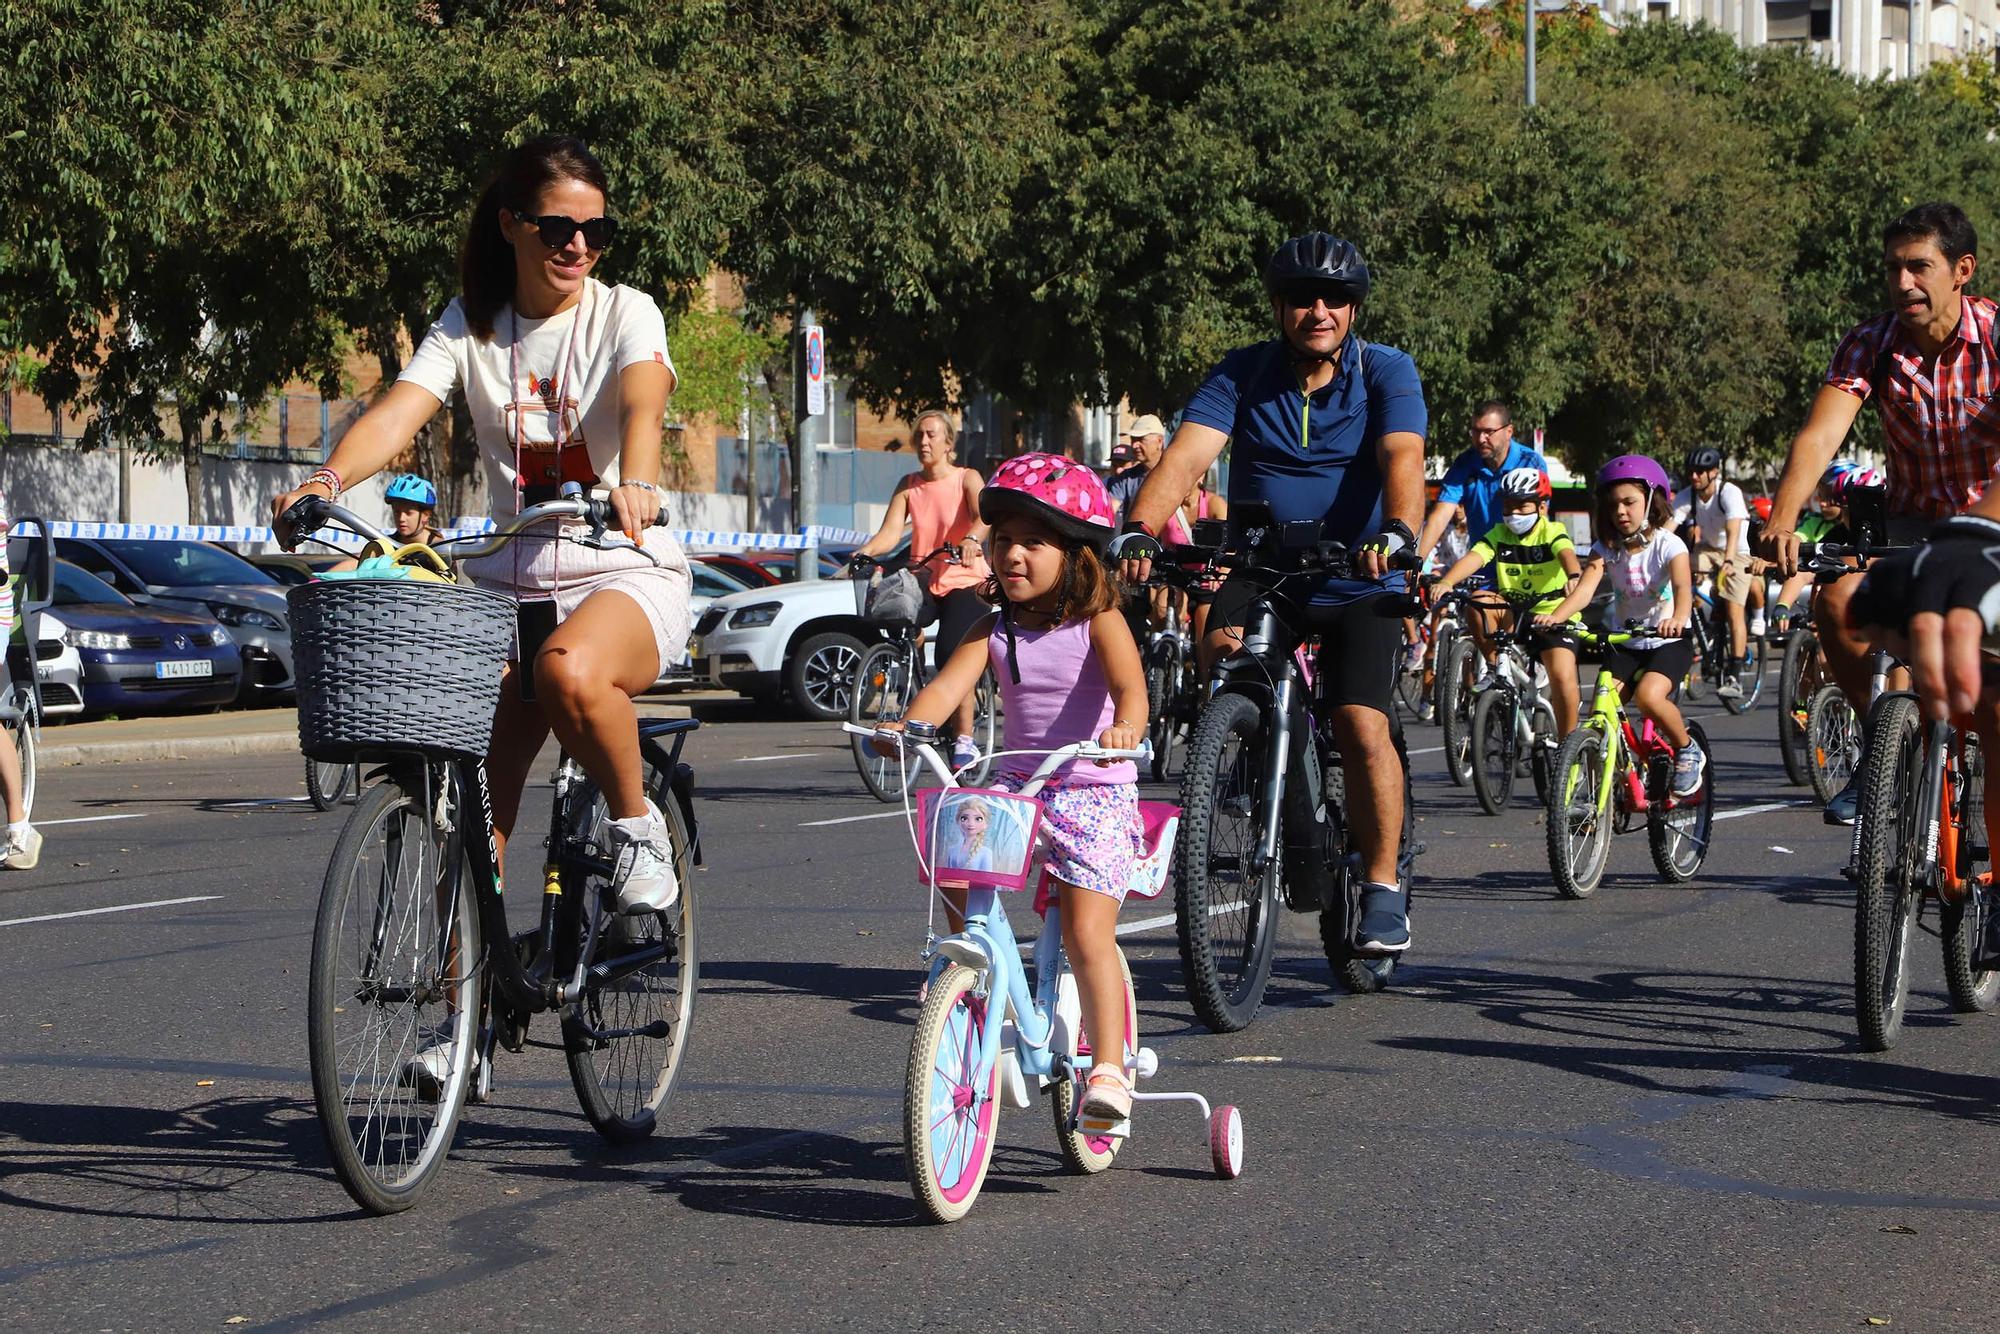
[851, 410, 991, 759]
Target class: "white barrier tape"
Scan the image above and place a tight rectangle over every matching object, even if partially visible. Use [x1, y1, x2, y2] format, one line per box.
[40, 518, 828, 552]
[804, 524, 871, 546]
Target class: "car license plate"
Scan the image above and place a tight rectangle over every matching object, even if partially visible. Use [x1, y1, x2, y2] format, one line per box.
[155, 660, 213, 680]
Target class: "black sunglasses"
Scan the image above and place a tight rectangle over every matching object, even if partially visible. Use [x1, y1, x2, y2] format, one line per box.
[513, 211, 618, 250]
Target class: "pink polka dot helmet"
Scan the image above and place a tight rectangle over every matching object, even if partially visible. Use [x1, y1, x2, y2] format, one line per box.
[978, 451, 1117, 549]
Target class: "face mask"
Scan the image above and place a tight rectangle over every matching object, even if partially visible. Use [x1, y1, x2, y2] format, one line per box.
[1503, 513, 1538, 535]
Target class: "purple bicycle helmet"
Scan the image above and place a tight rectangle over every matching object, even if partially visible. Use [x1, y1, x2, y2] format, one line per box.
[1595, 453, 1673, 498]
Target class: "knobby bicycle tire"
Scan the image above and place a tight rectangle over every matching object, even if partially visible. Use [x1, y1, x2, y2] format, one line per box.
[905, 963, 1000, 1223]
[1438, 638, 1479, 787]
[1174, 691, 1278, 1032]
[558, 758, 700, 1145]
[1941, 733, 2000, 1014]
[1470, 687, 1516, 815]
[1547, 726, 1613, 900]
[307, 776, 479, 1214]
[1146, 643, 1181, 784]
[1777, 629, 1821, 786]
[1853, 694, 1924, 1052]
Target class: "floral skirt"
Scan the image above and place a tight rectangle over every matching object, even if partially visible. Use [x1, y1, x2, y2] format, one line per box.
[989, 774, 1143, 903]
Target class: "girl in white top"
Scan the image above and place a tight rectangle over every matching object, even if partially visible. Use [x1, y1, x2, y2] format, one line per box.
[271, 135, 690, 917]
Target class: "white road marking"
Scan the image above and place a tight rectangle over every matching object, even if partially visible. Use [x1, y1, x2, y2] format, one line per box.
[1714, 800, 1814, 822]
[215, 798, 313, 809]
[39, 813, 151, 827]
[1117, 911, 1177, 936]
[1409, 745, 1445, 756]
[800, 810, 906, 827]
[0, 895, 222, 929]
[736, 753, 818, 763]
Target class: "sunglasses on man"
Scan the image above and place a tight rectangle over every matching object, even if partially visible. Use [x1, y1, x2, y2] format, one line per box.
[512, 211, 619, 250]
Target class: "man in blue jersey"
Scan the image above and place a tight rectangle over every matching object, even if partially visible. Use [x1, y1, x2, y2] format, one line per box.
[1114, 231, 1427, 955]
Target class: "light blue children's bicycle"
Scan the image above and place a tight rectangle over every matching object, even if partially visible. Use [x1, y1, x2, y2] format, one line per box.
[846, 722, 1245, 1223]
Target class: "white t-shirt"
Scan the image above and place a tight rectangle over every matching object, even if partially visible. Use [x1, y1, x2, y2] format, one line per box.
[1671, 482, 1749, 555]
[398, 278, 674, 516]
[1590, 530, 1688, 650]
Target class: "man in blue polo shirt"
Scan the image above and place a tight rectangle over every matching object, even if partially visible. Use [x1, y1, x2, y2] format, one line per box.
[1114, 231, 1427, 956]
[1417, 402, 1548, 681]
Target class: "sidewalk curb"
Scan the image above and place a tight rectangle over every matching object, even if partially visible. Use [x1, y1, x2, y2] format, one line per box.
[41, 701, 697, 768]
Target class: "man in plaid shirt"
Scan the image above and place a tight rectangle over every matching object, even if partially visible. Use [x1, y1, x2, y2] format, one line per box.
[1767, 201, 2000, 822]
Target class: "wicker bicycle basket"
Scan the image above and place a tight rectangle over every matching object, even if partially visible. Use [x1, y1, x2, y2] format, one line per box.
[288, 579, 517, 762]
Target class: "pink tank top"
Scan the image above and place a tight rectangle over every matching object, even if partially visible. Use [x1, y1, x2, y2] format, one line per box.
[988, 616, 1134, 786]
[903, 470, 986, 595]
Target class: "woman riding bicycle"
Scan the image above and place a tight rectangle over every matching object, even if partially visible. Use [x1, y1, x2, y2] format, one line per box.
[847, 410, 989, 769]
[270, 134, 693, 916]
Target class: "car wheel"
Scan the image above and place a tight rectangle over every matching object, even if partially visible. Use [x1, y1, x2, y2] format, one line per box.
[785, 630, 866, 721]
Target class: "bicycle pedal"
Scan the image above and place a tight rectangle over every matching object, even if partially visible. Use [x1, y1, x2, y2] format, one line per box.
[1075, 1113, 1132, 1139]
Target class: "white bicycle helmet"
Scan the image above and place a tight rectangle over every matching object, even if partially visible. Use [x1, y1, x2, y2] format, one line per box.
[1499, 467, 1551, 502]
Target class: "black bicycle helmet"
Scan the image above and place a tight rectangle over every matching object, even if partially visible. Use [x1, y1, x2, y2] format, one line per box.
[1263, 231, 1371, 304]
[1683, 445, 1723, 475]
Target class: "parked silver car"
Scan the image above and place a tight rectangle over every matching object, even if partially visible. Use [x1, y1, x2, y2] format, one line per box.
[54, 537, 293, 698]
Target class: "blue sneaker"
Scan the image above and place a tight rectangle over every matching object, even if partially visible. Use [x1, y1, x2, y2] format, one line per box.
[1355, 882, 1411, 956]
[1824, 774, 1861, 826]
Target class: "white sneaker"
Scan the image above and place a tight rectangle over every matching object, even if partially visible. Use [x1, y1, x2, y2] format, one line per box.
[1748, 611, 1766, 640]
[3, 823, 40, 870]
[951, 738, 981, 772]
[608, 801, 679, 916]
[1473, 665, 1500, 693]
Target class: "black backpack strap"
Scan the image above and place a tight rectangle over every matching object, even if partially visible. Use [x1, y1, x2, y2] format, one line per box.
[1868, 332, 1894, 400]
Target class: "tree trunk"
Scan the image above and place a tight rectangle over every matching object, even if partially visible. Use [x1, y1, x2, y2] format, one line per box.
[180, 405, 204, 528]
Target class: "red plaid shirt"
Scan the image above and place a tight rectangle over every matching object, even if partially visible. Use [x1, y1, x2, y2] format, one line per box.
[1824, 294, 2000, 519]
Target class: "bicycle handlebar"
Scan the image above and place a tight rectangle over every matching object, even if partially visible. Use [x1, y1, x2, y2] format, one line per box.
[276, 486, 669, 560]
[844, 546, 961, 578]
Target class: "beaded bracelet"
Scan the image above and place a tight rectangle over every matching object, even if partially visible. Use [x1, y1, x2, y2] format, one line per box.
[619, 479, 659, 493]
[304, 466, 343, 498]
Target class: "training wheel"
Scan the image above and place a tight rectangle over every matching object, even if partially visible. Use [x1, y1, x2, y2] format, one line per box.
[1208, 1105, 1244, 1179]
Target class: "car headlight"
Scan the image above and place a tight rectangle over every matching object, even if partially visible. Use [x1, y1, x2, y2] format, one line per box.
[728, 602, 782, 629]
[65, 628, 132, 650]
[208, 603, 284, 631]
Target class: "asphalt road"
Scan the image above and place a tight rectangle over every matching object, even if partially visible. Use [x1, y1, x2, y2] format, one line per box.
[3, 691, 1997, 1332]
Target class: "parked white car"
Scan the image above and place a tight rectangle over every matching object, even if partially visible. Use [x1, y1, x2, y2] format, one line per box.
[21, 610, 82, 716]
[694, 564, 905, 719]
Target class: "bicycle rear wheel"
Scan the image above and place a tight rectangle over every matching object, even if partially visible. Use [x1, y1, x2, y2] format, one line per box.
[1648, 720, 1713, 882]
[1392, 634, 1425, 721]
[1806, 683, 1860, 806]
[306, 757, 356, 812]
[1438, 638, 1478, 787]
[1051, 951, 1135, 1173]
[9, 698, 34, 824]
[1175, 691, 1278, 1032]
[1547, 727, 1613, 900]
[1720, 632, 1768, 715]
[964, 668, 998, 785]
[906, 963, 1000, 1223]
[850, 642, 920, 803]
[307, 774, 479, 1214]
[1470, 687, 1516, 815]
[1943, 734, 2000, 1014]
[558, 760, 699, 1144]
[1776, 629, 1820, 786]
[1854, 695, 1924, 1051]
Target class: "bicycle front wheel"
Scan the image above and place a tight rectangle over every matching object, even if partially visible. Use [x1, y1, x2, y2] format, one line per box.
[559, 762, 700, 1144]
[1437, 638, 1478, 787]
[1854, 695, 1924, 1051]
[1175, 691, 1279, 1032]
[307, 775, 479, 1214]
[1547, 727, 1613, 900]
[1943, 734, 2000, 1014]
[1470, 687, 1516, 815]
[306, 756, 355, 812]
[1805, 683, 1860, 806]
[1146, 644, 1181, 784]
[1776, 629, 1820, 786]
[906, 963, 1000, 1223]
[1721, 633, 1768, 715]
[850, 643, 920, 803]
[964, 668, 998, 785]
[9, 700, 34, 825]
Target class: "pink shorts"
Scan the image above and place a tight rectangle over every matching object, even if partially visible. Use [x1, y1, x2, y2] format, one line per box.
[990, 774, 1143, 903]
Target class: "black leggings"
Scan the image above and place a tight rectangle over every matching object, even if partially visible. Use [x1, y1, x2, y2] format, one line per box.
[923, 587, 989, 664]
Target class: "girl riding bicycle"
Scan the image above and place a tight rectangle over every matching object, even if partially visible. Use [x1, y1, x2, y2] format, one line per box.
[875, 452, 1149, 1120]
[1541, 454, 1706, 797]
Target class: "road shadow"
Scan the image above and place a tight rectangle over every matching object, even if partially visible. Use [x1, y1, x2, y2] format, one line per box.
[697, 958, 920, 1027]
[0, 1094, 358, 1224]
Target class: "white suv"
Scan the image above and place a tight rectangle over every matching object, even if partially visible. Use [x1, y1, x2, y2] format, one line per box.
[694, 545, 910, 719]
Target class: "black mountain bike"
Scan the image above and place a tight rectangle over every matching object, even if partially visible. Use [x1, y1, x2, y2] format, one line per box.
[1140, 506, 1419, 1033]
[283, 492, 701, 1215]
